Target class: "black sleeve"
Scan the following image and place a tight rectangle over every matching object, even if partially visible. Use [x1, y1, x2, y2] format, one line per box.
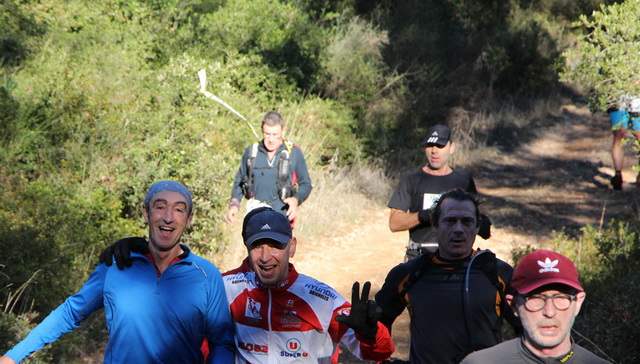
[497, 260, 523, 335]
[375, 263, 414, 331]
[388, 173, 413, 211]
[467, 173, 478, 195]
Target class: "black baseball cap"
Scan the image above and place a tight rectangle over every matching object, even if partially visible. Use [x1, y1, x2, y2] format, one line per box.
[421, 125, 452, 147]
[242, 207, 292, 247]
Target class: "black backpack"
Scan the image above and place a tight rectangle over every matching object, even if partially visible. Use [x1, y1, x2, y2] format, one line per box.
[240, 141, 297, 201]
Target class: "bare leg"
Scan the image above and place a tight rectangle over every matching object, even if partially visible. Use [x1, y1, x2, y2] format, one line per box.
[612, 128, 628, 171]
[611, 128, 627, 190]
[635, 131, 640, 184]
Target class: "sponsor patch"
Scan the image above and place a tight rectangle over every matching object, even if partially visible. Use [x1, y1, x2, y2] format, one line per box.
[279, 338, 309, 358]
[304, 283, 337, 301]
[238, 341, 268, 354]
[245, 297, 262, 319]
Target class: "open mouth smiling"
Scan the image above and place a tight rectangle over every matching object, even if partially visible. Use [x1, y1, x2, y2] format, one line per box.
[159, 226, 175, 235]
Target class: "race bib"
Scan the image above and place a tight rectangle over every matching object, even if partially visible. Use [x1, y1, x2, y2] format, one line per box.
[423, 193, 441, 210]
[246, 198, 271, 213]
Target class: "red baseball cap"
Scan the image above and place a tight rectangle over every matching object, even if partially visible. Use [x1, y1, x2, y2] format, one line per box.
[511, 250, 583, 294]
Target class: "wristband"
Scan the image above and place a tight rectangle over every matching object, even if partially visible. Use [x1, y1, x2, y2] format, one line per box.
[229, 199, 241, 208]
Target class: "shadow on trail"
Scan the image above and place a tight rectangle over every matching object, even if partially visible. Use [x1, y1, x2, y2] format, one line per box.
[477, 143, 635, 240]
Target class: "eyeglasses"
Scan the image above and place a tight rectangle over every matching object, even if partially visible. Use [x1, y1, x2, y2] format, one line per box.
[523, 294, 577, 312]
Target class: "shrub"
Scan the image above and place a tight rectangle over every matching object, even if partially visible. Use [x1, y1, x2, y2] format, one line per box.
[559, 0, 640, 111]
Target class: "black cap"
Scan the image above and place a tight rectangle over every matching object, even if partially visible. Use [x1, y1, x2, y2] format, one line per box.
[242, 207, 292, 247]
[421, 125, 452, 147]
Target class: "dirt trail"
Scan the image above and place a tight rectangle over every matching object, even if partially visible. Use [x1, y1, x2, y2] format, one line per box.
[216, 105, 637, 362]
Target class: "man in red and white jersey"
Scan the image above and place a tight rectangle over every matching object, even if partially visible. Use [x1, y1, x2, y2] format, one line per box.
[224, 206, 394, 363]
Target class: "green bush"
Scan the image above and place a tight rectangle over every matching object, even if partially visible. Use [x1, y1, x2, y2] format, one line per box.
[0, 312, 51, 363]
[571, 220, 639, 363]
[559, 0, 640, 111]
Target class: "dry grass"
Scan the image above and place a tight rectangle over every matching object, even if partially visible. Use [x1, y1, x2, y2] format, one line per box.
[449, 94, 572, 168]
[295, 160, 393, 238]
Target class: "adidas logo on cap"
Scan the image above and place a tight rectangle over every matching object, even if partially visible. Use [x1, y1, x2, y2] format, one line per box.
[261, 224, 271, 230]
[537, 258, 560, 273]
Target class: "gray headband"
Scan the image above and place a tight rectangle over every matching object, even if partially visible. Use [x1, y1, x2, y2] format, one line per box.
[144, 180, 193, 213]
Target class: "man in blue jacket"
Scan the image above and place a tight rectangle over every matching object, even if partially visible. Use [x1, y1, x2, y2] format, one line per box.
[0, 181, 235, 364]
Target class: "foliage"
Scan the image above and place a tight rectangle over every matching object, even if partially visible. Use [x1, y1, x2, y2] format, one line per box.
[0, 312, 51, 363]
[321, 16, 411, 154]
[351, 0, 609, 159]
[569, 220, 640, 363]
[559, 0, 640, 112]
[198, 0, 328, 92]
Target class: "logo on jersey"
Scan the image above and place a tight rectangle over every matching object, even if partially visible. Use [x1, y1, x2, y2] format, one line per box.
[238, 341, 268, 354]
[229, 276, 248, 285]
[336, 307, 350, 316]
[286, 299, 295, 308]
[287, 338, 301, 352]
[245, 297, 262, 319]
[280, 311, 301, 328]
[304, 282, 337, 301]
[538, 258, 560, 273]
[279, 338, 309, 358]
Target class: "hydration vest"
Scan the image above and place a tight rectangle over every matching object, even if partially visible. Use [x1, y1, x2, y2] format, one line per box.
[241, 141, 297, 201]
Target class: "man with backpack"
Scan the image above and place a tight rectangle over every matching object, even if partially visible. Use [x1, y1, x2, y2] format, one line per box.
[376, 189, 521, 363]
[226, 111, 312, 225]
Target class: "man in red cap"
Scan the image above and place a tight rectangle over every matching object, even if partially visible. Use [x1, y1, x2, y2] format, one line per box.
[461, 250, 611, 363]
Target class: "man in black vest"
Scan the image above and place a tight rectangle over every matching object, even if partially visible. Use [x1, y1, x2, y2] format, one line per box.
[376, 189, 520, 364]
[226, 111, 312, 225]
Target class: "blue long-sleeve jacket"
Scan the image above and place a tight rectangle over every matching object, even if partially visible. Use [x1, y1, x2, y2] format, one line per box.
[5, 245, 235, 363]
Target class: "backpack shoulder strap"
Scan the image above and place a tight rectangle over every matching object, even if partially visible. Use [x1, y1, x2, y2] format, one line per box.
[243, 142, 259, 198]
[398, 254, 435, 315]
[276, 141, 294, 199]
[284, 140, 293, 153]
[471, 249, 508, 315]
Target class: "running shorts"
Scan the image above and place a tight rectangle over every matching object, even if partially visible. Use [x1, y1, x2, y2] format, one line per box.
[609, 109, 640, 130]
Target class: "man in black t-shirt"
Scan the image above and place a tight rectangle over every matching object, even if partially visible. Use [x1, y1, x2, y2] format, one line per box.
[388, 125, 479, 260]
